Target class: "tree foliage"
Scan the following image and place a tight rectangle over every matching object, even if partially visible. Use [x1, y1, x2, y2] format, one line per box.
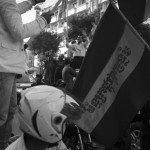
[67, 9, 100, 39]
[29, 31, 62, 56]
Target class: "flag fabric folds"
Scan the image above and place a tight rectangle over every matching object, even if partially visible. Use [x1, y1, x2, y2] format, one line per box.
[72, 3, 150, 148]
[117, 0, 150, 26]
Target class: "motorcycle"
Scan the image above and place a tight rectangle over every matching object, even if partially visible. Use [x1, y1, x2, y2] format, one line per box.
[63, 122, 98, 150]
[130, 101, 150, 150]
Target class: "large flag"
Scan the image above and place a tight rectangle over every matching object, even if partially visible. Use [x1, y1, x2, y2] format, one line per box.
[72, 2, 150, 148]
[117, 0, 150, 26]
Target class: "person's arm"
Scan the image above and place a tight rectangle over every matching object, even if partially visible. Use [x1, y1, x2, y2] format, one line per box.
[18, 0, 45, 14]
[0, 0, 48, 41]
[17, 0, 33, 14]
[66, 37, 71, 48]
[82, 30, 89, 49]
[83, 37, 89, 49]
[66, 40, 76, 53]
[67, 49, 73, 58]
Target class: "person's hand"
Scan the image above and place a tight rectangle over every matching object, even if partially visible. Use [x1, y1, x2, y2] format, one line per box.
[41, 11, 54, 24]
[31, 0, 45, 5]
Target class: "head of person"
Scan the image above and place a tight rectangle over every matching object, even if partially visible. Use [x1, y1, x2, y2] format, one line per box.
[77, 36, 83, 44]
[58, 54, 65, 68]
[58, 62, 64, 69]
[64, 57, 71, 66]
[58, 54, 64, 62]
[18, 85, 83, 146]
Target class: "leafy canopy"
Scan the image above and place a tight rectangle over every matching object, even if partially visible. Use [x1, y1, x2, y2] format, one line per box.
[29, 31, 62, 56]
[67, 10, 100, 39]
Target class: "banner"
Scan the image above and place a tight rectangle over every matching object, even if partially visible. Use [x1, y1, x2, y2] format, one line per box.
[72, 3, 150, 148]
[117, 0, 150, 26]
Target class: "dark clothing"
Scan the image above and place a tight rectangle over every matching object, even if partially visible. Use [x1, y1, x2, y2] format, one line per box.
[62, 65, 76, 92]
[140, 100, 150, 150]
[141, 100, 150, 127]
[71, 56, 84, 70]
[43, 58, 57, 86]
[54, 61, 64, 86]
[54, 67, 63, 85]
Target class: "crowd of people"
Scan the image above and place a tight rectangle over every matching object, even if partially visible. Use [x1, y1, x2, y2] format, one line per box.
[2, 0, 150, 150]
[32, 27, 94, 92]
[28, 19, 150, 150]
[0, 0, 96, 149]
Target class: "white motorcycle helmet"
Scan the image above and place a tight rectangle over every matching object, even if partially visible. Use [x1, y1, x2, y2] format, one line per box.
[18, 85, 82, 144]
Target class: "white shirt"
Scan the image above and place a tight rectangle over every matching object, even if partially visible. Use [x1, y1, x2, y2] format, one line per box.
[69, 42, 86, 57]
[0, 0, 46, 74]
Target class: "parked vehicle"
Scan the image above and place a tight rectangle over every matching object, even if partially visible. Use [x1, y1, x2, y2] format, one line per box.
[130, 113, 143, 150]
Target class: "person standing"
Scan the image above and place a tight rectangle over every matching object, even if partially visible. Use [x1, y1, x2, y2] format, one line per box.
[66, 35, 88, 70]
[62, 57, 77, 92]
[0, 0, 53, 149]
[54, 55, 65, 86]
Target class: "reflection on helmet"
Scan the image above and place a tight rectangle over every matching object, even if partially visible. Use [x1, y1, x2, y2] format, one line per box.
[18, 85, 82, 144]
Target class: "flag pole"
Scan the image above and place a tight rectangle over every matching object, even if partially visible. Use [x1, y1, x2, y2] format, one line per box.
[65, 0, 69, 38]
[50, 0, 62, 13]
[110, 0, 150, 51]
